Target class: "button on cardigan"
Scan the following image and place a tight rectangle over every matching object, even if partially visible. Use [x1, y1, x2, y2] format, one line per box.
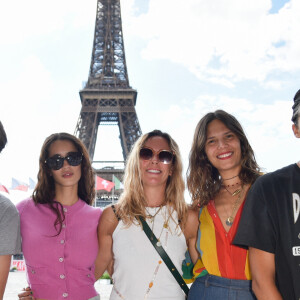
[17, 198, 102, 300]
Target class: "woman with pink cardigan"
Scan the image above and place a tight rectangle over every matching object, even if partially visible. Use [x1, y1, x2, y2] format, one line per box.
[17, 133, 102, 300]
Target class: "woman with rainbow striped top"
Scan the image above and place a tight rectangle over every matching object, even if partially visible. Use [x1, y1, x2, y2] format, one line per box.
[186, 110, 261, 300]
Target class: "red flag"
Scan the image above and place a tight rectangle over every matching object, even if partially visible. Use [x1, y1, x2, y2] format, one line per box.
[96, 176, 115, 192]
[0, 183, 9, 193]
[11, 178, 28, 192]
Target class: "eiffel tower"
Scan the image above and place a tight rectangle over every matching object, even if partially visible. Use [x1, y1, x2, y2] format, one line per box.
[75, 0, 142, 205]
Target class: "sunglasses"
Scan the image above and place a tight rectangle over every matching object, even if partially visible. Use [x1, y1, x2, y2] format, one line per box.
[45, 152, 83, 170]
[139, 147, 174, 164]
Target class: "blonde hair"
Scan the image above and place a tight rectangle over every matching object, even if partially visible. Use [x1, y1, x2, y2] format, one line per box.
[116, 130, 187, 227]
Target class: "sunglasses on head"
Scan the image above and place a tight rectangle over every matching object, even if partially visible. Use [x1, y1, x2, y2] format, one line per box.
[139, 147, 174, 164]
[45, 152, 83, 170]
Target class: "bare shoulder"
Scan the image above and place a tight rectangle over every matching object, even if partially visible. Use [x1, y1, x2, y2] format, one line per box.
[102, 205, 118, 219]
[98, 205, 119, 234]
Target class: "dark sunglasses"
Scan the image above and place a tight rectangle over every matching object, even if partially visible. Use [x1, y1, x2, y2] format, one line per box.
[139, 147, 174, 164]
[45, 152, 83, 170]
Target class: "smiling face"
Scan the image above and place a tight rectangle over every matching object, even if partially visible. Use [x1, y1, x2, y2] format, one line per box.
[139, 136, 173, 190]
[205, 119, 242, 177]
[48, 139, 82, 190]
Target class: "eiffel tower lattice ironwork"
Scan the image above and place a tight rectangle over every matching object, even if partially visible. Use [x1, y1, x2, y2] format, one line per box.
[75, 0, 142, 163]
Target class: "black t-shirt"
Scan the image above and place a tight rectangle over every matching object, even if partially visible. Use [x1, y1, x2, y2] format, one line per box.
[234, 164, 300, 300]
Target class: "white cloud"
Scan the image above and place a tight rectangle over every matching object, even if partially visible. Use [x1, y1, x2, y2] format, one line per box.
[154, 94, 296, 173]
[125, 0, 300, 87]
[0, 0, 95, 44]
[0, 55, 53, 118]
[0, 54, 80, 183]
[0, 0, 298, 196]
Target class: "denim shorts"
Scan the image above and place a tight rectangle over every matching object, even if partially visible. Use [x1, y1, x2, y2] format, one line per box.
[188, 274, 257, 300]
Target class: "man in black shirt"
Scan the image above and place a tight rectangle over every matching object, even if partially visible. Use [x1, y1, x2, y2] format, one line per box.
[234, 89, 300, 300]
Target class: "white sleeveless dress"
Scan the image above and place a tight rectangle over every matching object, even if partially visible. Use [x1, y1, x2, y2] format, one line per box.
[110, 206, 187, 300]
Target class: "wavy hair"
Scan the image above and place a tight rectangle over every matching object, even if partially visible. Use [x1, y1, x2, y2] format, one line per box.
[187, 110, 260, 208]
[32, 132, 95, 234]
[116, 130, 187, 227]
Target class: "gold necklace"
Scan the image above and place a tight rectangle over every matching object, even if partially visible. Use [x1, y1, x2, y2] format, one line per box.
[223, 185, 242, 197]
[150, 207, 171, 246]
[145, 205, 163, 223]
[144, 209, 170, 299]
[225, 185, 245, 226]
[114, 208, 170, 300]
[144, 231, 170, 299]
[155, 210, 171, 247]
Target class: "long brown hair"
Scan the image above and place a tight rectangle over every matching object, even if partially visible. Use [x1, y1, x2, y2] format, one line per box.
[117, 130, 187, 227]
[32, 132, 95, 233]
[187, 110, 260, 208]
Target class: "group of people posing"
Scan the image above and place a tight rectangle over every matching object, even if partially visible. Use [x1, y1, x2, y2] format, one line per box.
[0, 89, 299, 300]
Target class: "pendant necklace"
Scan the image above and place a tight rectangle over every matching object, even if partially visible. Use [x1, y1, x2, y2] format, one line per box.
[223, 184, 245, 226]
[145, 205, 163, 223]
[150, 206, 171, 246]
[223, 184, 242, 197]
[155, 208, 171, 247]
[144, 208, 170, 299]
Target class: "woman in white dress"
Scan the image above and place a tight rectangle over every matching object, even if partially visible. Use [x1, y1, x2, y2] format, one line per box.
[95, 130, 198, 300]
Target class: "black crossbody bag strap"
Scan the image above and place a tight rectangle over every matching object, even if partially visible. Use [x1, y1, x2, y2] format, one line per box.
[138, 216, 189, 297]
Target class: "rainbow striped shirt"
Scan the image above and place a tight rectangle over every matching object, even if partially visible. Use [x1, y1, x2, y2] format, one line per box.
[191, 200, 251, 280]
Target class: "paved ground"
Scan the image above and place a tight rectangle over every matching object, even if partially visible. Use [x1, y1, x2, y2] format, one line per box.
[4, 271, 113, 300]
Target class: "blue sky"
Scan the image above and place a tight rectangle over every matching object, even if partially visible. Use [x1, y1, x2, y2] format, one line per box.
[0, 0, 299, 201]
